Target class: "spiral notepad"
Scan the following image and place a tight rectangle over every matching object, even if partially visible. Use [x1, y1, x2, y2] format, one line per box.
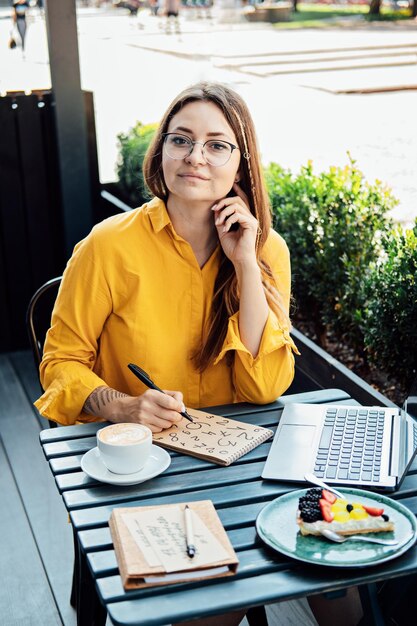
[153, 408, 273, 466]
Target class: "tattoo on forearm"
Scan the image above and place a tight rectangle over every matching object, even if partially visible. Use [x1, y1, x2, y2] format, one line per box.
[84, 386, 129, 416]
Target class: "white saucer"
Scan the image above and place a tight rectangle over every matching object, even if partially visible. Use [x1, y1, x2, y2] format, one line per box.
[81, 445, 171, 486]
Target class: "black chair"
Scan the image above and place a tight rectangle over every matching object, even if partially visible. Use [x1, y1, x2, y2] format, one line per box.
[26, 276, 62, 429]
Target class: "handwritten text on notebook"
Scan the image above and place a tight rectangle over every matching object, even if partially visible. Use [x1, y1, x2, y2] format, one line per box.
[153, 409, 272, 465]
[122, 506, 229, 573]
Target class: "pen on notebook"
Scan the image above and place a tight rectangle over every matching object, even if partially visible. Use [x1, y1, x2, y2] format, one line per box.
[127, 363, 194, 423]
[184, 505, 196, 558]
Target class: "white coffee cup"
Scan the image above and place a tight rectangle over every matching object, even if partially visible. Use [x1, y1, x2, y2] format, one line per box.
[97, 423, 152, 474]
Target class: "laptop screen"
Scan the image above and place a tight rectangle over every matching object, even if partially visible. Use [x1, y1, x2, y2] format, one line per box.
[401, 375, 417, 476]
[403, 374, 417, 421]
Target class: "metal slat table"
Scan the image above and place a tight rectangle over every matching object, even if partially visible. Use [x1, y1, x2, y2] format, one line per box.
[40, 390, 417, 626]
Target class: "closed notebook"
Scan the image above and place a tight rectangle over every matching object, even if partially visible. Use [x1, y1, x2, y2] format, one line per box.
[153, 407, 273, 466]
[109, 500, 239, 589]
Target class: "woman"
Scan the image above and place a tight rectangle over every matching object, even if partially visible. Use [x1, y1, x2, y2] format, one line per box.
[164, 0, 180, 33]
[35, 82, 298, 430]
[12, 0, 29, 51]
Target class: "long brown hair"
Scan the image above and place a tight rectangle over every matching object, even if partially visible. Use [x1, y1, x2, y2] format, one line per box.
[143, 82, 289, 371]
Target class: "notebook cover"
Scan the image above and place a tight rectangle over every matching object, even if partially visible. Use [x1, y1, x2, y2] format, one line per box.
[153, 408, 273, 466]
[109, 500, 239, 589]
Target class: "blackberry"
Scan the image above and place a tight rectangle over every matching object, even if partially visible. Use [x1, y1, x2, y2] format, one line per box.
[301, 489, 322, 507]
[299, 489, 323, 522]
[300, 507, 321, 523]
[382, 514, 390, 522]
[300, 496, 319, 507]
[305, 488, 322, 499]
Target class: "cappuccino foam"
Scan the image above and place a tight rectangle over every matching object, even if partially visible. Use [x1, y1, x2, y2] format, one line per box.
[99, 424, 149, 446]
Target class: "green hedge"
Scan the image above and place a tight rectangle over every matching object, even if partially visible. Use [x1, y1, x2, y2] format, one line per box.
[116, 122, 157, 207]
[266, 159, 416, 386]
[360, 222, 417, 386]
[266, 159, 396, 348]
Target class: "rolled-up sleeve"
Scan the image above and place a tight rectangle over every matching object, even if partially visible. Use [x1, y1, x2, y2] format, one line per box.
[34, 231, 111, 425]
[214, 310, 299, 404]
[213, 229, 299, 404]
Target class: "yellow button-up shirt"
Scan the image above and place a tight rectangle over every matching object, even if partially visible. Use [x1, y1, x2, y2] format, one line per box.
[35, 198, 298, 425]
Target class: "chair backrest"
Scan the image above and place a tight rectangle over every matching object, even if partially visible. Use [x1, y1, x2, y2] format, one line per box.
[26, 277, 62, 428]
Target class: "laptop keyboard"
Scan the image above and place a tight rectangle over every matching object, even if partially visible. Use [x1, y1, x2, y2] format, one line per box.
[314, 407, 385, 483]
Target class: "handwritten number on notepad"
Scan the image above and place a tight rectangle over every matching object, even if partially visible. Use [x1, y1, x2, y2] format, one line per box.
[237, 432, 254, 441]
[185, 422, 211, 430]
[153, 411, 271, 463]
[218, 439, 237, 447]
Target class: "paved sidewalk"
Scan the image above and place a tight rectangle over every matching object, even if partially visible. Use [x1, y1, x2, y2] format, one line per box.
[1, 6, 416, 224]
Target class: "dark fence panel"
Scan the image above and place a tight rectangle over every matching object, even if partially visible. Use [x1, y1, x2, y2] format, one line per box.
[0, 90, 99, 352]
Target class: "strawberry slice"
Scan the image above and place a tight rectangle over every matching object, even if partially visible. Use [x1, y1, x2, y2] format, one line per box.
[322, 489, 337, 504]
[363, 505, 384, 517]
[319, 499, 334, 522]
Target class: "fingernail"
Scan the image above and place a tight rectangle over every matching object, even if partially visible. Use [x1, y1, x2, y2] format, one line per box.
[181, 402, 186, 413]
[211, 204, 217, 211]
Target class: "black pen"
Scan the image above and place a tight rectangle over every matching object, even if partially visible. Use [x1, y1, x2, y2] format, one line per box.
[184, 505, 196, 558]
[128, 363, 194, 423]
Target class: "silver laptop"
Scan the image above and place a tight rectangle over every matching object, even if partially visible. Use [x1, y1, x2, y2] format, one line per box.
[262, 379, 417, 491]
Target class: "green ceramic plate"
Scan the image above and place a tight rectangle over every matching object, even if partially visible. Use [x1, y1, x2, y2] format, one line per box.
[256, 488, 417, 567]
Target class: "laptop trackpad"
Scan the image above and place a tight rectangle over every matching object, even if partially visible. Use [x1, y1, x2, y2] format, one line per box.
[263, 424, 317, 480]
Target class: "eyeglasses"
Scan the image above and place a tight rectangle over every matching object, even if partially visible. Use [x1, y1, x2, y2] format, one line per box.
[162, 133, 239, 167]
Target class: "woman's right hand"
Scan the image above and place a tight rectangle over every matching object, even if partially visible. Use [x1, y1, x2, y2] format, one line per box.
[83, 386, 185, 433]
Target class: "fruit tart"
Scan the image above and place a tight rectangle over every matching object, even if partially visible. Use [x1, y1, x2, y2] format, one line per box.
[297, 488, 394, 536]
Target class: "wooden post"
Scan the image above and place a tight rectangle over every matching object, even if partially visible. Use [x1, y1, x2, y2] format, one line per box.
[44, 0, 94, 258]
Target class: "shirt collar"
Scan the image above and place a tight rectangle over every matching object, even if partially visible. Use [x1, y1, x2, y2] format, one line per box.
[146, 197, 172, 233]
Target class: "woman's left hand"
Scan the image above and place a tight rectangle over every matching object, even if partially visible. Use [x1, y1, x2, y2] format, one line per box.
[212, 183, 259, 267]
